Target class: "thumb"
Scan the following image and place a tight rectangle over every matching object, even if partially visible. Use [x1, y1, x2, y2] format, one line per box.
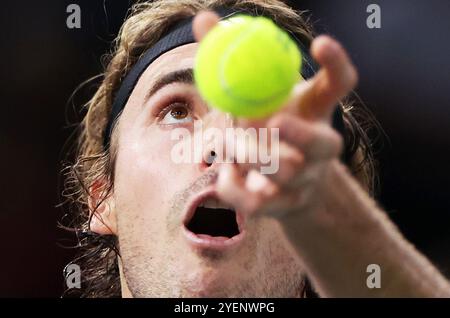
[193, 10, 220, 42]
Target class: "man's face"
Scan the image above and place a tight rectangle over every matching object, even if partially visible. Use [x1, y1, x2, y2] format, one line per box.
[112, 43, 304, 297]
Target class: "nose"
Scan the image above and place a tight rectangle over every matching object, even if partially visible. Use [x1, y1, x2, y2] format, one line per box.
[199, 110, 234, 170]
[204, 149, 217, 167]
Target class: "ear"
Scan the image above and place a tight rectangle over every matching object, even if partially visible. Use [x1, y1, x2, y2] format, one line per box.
[88, 178, 117, 235]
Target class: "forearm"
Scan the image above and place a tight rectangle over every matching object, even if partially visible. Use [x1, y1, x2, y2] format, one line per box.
[280, 160, 450, 297]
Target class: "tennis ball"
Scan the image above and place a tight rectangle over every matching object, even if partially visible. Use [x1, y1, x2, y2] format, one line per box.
[194, 15, 302, 118]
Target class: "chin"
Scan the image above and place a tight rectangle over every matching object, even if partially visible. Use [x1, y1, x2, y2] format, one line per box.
[179, 265, 244, 298]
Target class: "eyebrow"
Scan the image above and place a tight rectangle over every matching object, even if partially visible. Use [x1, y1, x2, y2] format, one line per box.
[145, 68, 194, 102]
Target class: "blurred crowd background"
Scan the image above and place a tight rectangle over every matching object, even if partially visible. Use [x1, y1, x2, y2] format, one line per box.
[0, 0, 449, 297]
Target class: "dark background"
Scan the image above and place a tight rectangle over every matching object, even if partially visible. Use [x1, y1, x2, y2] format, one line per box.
[0, 0, 449, 297]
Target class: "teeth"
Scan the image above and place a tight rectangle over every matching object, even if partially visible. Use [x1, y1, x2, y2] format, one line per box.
[198, 197, 235, 210]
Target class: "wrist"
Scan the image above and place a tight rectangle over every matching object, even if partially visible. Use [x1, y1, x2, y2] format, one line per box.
[278, 159, 381, 249]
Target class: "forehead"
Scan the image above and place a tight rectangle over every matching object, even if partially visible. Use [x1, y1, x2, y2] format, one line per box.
[138, 43, 198, 89]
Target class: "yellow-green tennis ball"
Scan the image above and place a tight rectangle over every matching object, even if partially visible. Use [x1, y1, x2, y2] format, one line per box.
[194, 15, 302, 118]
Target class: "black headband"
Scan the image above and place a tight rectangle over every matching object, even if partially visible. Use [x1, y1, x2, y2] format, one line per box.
[104, 7, 349, 163]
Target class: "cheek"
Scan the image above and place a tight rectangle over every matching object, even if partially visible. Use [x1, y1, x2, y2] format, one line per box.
[258, 217, 300, 263]
[113, 126, 197, 222]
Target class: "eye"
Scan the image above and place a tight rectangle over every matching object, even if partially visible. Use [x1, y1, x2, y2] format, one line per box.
[160, 102, 194, 124]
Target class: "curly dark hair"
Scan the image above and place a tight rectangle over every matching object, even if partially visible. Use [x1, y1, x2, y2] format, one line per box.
[60, 0, 379, 298]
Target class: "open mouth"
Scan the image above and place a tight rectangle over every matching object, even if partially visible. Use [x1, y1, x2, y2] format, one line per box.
[183, 194, 245, 250]
[186, 198, 240, 238]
